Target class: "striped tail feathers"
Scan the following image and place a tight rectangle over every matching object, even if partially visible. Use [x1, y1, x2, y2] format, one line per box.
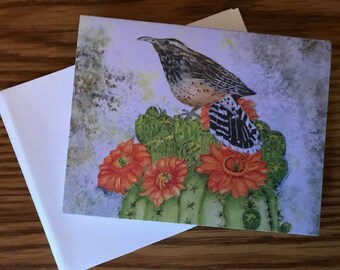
[208, 96, 262, 154]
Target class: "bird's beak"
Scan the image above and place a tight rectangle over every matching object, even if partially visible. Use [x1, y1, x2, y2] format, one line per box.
[137, 36, 157, 44]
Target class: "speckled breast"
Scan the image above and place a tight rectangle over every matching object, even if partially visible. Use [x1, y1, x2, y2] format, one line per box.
[169, 78, 225, 107]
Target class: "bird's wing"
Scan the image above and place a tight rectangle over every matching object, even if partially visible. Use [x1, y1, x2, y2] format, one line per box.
[209, 96, 261, 154]
[189, 53, 256, 97]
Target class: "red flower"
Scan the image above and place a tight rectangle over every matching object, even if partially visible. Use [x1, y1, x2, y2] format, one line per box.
[196, 144, 268, 198]
[200, 98, 258, 130]
[237, 98, 258, 121]
[98, 139, 151, 194]
[140, 157, 187, 207]
[200, 104, 211, 130]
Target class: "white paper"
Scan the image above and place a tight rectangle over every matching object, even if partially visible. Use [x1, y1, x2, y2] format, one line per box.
[0, 9, 246, 270]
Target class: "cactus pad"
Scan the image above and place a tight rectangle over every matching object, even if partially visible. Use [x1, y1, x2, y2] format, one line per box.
[117, 107, 291, 233]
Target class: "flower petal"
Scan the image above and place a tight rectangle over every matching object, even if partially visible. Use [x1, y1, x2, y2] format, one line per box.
[233, 178, 249, 197]
[196, 162, 222, 174]
[210, 144, 223, 161]
[139, 157, 187, 207]
[200, 154, 219, 164]
[97, 138, 150, 194]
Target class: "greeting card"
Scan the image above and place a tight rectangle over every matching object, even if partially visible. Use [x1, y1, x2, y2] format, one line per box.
[64, 16, 331, 235]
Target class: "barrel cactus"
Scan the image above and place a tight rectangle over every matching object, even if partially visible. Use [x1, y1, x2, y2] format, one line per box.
[108, 104, 291, 233]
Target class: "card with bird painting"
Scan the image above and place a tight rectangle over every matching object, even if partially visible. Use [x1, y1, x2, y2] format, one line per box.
[63, 15, 331, 235]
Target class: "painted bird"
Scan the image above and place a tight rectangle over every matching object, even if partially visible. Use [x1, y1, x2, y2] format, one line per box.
[138, 36, 261, 154]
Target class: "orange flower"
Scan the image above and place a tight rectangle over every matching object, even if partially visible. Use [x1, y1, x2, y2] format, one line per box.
[98, 139, 151, 194]
[237, 98, 258, 121]
[196, 144, 268, 198]
[199, 98, 258, 130]
[140, 157, 187, 207]
[200, 104, 211, 130]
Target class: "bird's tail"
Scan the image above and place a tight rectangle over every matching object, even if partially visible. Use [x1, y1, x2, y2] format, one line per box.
[208, 96, 262, 154]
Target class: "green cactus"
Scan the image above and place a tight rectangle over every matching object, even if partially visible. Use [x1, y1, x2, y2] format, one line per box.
[135, 107, 176, 160]
[119, 107, 291, 233]
[255, 120, 288, 187]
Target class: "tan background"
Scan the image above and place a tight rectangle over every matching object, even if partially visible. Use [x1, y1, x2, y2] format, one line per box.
[0, 1, 339, 269]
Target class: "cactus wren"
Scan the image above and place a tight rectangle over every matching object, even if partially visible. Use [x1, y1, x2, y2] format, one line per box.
[138, 36, 261, 154]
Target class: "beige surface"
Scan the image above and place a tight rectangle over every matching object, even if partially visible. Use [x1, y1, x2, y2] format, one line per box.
[189, 8, 247, 31]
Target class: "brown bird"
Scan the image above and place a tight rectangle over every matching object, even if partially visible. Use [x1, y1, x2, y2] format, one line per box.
[138, 36, 261, 154]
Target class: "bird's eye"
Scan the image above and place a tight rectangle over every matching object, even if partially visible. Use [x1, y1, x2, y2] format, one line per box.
[163, 40, 169, 45]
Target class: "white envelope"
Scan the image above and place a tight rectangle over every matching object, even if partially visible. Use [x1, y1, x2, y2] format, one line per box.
[0, 9, 246, 270]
